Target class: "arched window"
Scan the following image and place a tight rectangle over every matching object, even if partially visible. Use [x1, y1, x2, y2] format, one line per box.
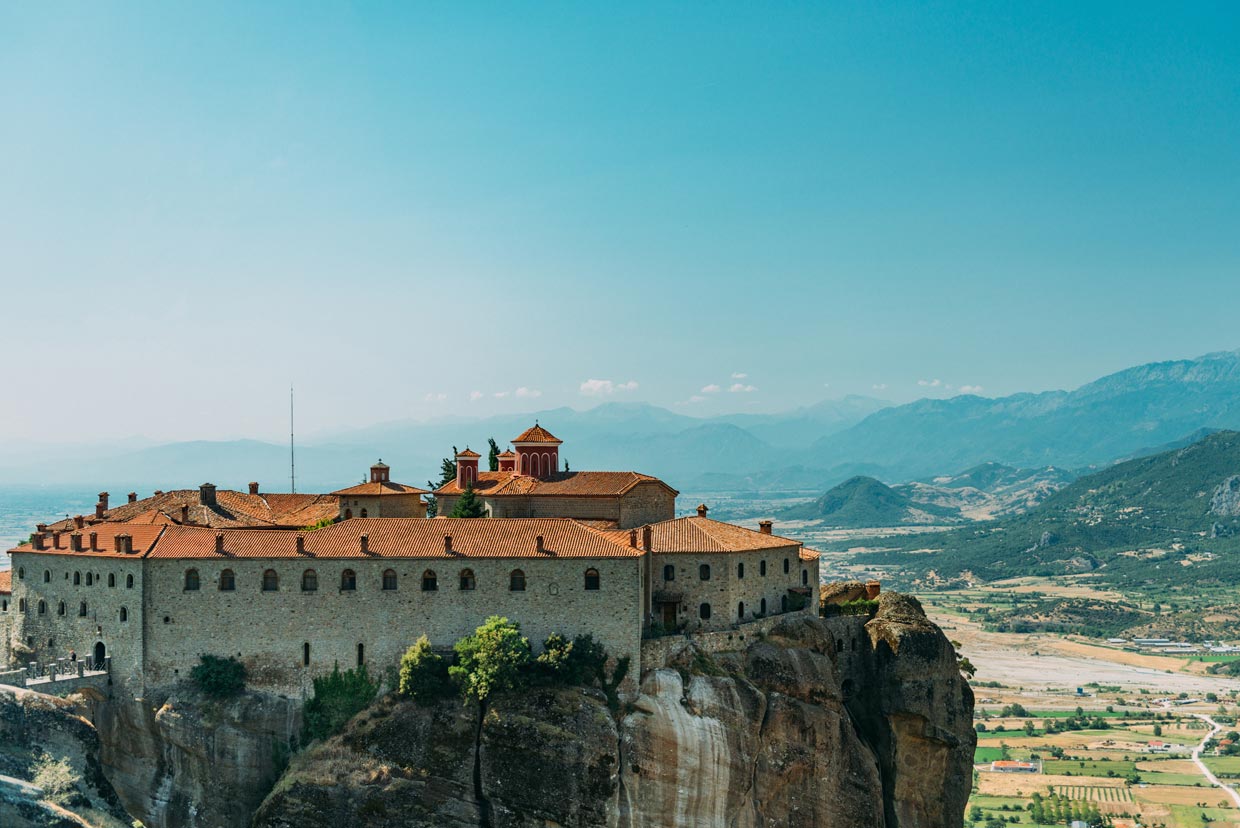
[360, 508, 368, 518]
[43, 569, 50, 583]
[760, 597, 767, 615]
[262, 569, 279, 592]
[782, 595, 789, 613]
[783, 558, 790, 574]
[303, 642, 311, 667]
[108, 573, 115, 587]
[219, 569, 235, 591]
[344, 508, 352, 519]
[737, 562, 745, 579]
[341, 569, 357, 591]
[120, 607, 128, 623]
[78, 601, 87, 617]
[19, 599, 26, 612]
[459, 569, 476, 590]
[699, 602, 712, 620]
[74, 571, 81, 585]
[738, 601, 745, 620]
[86, 572, 93, 586]
[38, 600, 46, 615]
[802, 569, 808, 586]
[377, 569, 395, 590]
[584, 568, 600, 591]
[1, 600, 6, 612]
[699, 564, 711, 581]
[58, 601, 66, 616]
[184, 569, 200, 591]
[509, 569, 526, 591]
[759, 560, 767, 577]
[17, 567, 23, 579]
[663, 564, 675, 581]
[420, 570, 436, 591]
[302, 569, 318, 592]
[126, 573, 134, 589]
[356, 643, 365, 667]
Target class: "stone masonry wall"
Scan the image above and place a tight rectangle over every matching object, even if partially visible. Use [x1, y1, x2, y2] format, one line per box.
[339, 494, 426, 519]
[142, 554, 644, 696]
[617, 483, 676, 529]
[7, 551, 146, 687]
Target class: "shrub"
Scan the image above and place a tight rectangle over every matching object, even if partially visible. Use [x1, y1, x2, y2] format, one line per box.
[302, 663, 380, 743]
[450, 616, 531, 702]
[190, 654, 246, 698]
[399, 636, 453, 704]
[31, 753, 78, 804]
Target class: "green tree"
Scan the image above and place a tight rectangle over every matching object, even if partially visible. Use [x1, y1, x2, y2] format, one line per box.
[190, 654, 246, 698]
[398, 635, 453, 704]
[487, 437, 500, 472]
[450, 616, 531, 703]
[970, 805, 984, 823]
[1025, 719, 1037, 736]
[302, 663, 380, 743]
[449, 483, 487, 518]
[1153, 724, 1162, 736]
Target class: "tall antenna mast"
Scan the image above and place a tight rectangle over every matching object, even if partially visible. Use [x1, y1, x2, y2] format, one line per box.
[289, 384, 296, 494]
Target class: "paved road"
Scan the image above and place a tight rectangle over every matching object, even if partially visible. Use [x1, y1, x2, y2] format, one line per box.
[1191, 714, 1240, 808]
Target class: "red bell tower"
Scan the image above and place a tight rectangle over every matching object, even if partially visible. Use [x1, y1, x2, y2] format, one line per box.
[455, 448, 480, 488]
[512, 424, 562, 479]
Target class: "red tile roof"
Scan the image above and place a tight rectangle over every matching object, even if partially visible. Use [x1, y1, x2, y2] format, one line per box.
[455, 448, 481, 458]
[435, 470, 676, 498]
[0, 569, 11, 594]
[330, 481, 430, 497]
[8, 523, 166, 558]
[642, 517, 800, 554]
[513, 424, 561, 444]
[497, 450, 516, 458]
[146, 518, 639, 560]
[45, 490, 340, 531]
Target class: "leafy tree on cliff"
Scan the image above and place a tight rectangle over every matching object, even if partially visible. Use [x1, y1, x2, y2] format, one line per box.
[399, 635, 453, 704]
[424, 446, 459, 517]
[450, 616, 530, 703]
[488, 437, 500, 472]
[190, 654, 246, 698]
[449, 483, 486, 518]
[302, 663, 380, 743]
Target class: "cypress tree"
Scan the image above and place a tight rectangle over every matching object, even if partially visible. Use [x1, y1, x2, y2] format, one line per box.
[449, 482, 486, 518]
[488, 437, 500, 472]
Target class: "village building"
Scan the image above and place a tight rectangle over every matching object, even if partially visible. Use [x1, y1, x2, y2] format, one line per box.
[434, 425, 677, 529]
[331, 461, 429, 519]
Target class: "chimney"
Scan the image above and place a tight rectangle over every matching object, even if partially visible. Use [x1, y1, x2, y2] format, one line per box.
[215, 532, 224, 554]
[199, 483, 217, 508]
[360, 534, 369, 554]
[180, 505, 190, 525]
[629, 528, 638, 548]
[535, 535, 544, 554]
[758, 520, 773, 535]
[36, 523, 47, 532]
[70, 533, 83, 552]
[98, 492, 109, 511]
[32, 532, 45, 550]
[444, 534, 453, 554]
[154, 490, 163, 497]
[89, 532, 98, 551]
[696, 503, 709, 518]
[642, 525, 652, 551]
[248, 482, 260, 495]
[116, 534, 132, 555]
[127, 492, 137, 504]
[865, 580, 881, 600]
[74, 515, 85, 530]
[295, 535, 306, 555]
[52, 530, 62, 549]
[95, 502, 105, 519]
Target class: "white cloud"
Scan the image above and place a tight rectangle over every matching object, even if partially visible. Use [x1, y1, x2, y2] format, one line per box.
[515, 387, 541, 398]
[729, 383, 757, 393]
[423, 392, 448, 402]
[917, 378, 942, 388]
[872, 383, 888, 391]
[493, 391, 509, 399]
[959, 384, 984, 394]
[469, 390, 483, 401]
[579, 378, 639, 397]
[701, 384, 721, 393]
[731, 372, 748, 380]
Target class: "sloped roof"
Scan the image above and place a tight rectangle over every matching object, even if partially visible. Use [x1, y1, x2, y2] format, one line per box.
[455, 448, 481, 458]
[513, 424, 561, 444]
[0, 569, 10, 594]
[8, 523, 166, 558]
[144, 518, 639, 560]
[45, 489, 340, 531]
[642, 516, 800, 554]
[330, 481, 430, 497]
[435, 470, 676, 498]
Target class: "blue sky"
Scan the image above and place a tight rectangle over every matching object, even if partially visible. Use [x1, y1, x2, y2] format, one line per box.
[1, 3, 1237, 443]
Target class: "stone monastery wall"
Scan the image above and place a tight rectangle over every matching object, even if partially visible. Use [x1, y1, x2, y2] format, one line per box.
[653, 545, 812, 632]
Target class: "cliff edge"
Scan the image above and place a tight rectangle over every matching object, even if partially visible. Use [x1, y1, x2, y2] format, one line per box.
[253, 591, 975, 828]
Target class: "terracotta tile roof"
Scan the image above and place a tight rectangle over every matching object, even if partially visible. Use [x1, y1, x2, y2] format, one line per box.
[435, 470, 677, 498]
[8, 523, 166, 558]
[497, 450, 516, 458]
[0, 569, 10, 594]
[513, 424, 561, 444]
[329, 481, 430, 497]
[455, 448, 481, 458]
[146, 518, 640, 560]
[46, 490, 340, 530]
[799, 548, 820, 561]
[644, 517, 801, 554]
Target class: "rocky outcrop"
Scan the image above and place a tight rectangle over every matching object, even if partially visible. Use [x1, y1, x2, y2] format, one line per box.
[1210, 475, 1240, 517]
[0, 685, 131, 828]
[253, 592, 974, 828]
[94, 690, 300, 828]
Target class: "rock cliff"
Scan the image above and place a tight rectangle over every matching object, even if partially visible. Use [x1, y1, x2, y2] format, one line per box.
[253, 591, 975, 828]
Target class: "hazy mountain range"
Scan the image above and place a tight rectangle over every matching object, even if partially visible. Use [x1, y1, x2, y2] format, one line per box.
[3, 350, 1240, 495]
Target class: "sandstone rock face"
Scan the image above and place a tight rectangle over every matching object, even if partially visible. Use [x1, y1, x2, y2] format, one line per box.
[0, 685, 131, 828]
[253, 593, 974, 828]
[94, 689, 300, 828]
